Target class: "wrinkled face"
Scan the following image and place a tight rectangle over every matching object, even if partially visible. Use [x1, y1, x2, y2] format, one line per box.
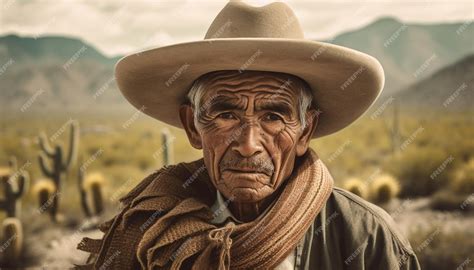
[180, 71, 318, 203]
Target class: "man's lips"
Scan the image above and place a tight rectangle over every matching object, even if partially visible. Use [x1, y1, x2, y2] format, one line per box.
[223, 168, 270, 175]
[219, 158, 275, 176]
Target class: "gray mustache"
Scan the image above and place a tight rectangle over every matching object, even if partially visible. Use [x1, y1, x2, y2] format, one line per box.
[219, 158, 275, 175]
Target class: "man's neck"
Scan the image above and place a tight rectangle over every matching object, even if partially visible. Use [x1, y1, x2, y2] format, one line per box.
[227, 190, 280, 223]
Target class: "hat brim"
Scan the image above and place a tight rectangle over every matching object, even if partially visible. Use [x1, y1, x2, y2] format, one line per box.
[115, 38, 384, 138]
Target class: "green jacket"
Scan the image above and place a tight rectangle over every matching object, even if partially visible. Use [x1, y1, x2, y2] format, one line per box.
[77, 159, 421, 270]
[296, 187, 421, 270]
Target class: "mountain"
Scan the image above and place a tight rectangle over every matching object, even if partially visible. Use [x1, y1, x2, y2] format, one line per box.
[328, 17, 474, 96]
[0, 34, 125, 112]
[394, 54, 473, 111]
[0, 34, 120, 66]
[0, 17, 473, 113]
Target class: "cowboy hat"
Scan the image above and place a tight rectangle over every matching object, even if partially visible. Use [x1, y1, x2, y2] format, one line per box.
[115, 1, 384, 138]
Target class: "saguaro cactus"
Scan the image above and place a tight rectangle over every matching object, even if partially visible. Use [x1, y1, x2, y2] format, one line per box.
[37, 121, 79, 221]
[161, 128, 174, 166]
[78, 169, 105, 217]
[383, 99, 403, 154]
[0, 218, 23, 266]
[0, 157, 29, 218]
[77, 167, 91, 218]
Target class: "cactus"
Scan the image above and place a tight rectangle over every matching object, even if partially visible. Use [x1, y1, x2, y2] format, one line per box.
[32, 179, 57, 219]
[37, 121, 79, 221]
[383, 99, 403, 154]
[161, 128, 174, 166]
[0, 218, 23, 266]
[78, 170, 105, 217]
[369, 174, 400, 204]
[0, 157, 29, 218]
[342, 177, 368, 199]
[77, 167, 91, 218]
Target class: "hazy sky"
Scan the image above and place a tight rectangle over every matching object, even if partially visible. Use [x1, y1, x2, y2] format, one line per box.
[1, 0, 473, 56]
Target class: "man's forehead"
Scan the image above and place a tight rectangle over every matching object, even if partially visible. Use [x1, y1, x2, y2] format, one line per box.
[200, 72, 300, 100]
[201, 88, 298, 115]
[208, 93, 291, 105]
[203, 90, 297, 119]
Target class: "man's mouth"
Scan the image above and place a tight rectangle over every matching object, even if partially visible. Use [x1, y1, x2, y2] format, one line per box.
[219, 157, 275, 176]
[224, 168, 270, 175]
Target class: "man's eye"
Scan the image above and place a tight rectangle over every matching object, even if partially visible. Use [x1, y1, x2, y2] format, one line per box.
[264, 113, 283, 121]
[217, 112, 236, 120]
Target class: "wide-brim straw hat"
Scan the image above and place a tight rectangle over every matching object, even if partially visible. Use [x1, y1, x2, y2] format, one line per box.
[115, 1, 384, 138]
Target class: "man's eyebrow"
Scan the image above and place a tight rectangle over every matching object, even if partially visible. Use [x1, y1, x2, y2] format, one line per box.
[256, 101, 294, 116]
[207, 97, 244, 112]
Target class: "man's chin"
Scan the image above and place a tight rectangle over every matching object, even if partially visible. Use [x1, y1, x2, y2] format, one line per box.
[220, 171, 272, 186]
[226, 186, 273, 203]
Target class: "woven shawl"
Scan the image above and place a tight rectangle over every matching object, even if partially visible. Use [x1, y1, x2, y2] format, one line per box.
[76, 148, 334, 269]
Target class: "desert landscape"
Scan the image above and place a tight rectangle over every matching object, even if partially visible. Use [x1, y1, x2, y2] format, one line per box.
[0, 10, 473, 270]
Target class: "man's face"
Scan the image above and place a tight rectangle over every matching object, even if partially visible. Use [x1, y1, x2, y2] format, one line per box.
[180, 71, 318, 203]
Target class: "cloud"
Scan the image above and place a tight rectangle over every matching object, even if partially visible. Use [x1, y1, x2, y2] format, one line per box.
[1, 0, 473, 56]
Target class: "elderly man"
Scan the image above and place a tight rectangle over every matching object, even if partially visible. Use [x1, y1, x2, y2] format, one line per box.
[77, 1, 420, 270]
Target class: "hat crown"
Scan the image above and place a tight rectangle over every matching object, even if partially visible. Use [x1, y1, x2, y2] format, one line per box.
[204, 1, 304, 40]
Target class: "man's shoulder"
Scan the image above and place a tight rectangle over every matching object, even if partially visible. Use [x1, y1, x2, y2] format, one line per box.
[327, 187, 415, 254]
[308, 187, 421, 269]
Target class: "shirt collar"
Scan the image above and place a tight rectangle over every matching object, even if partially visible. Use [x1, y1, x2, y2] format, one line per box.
[210, 189, 242, 224]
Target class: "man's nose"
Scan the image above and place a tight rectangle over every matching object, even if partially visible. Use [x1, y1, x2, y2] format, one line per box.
[231, 123, 263, 158]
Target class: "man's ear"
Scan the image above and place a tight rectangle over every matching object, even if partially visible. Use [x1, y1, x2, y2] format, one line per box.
[296, 109, 319, 156]
[179, 104, 203, 149]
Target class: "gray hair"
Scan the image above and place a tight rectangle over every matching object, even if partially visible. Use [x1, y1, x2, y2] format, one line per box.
[186, 71, 315, 129]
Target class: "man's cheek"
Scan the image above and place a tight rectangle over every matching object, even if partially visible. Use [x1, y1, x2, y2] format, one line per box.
[269, 133, 297, 181]
[203, 131, 231, 149]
